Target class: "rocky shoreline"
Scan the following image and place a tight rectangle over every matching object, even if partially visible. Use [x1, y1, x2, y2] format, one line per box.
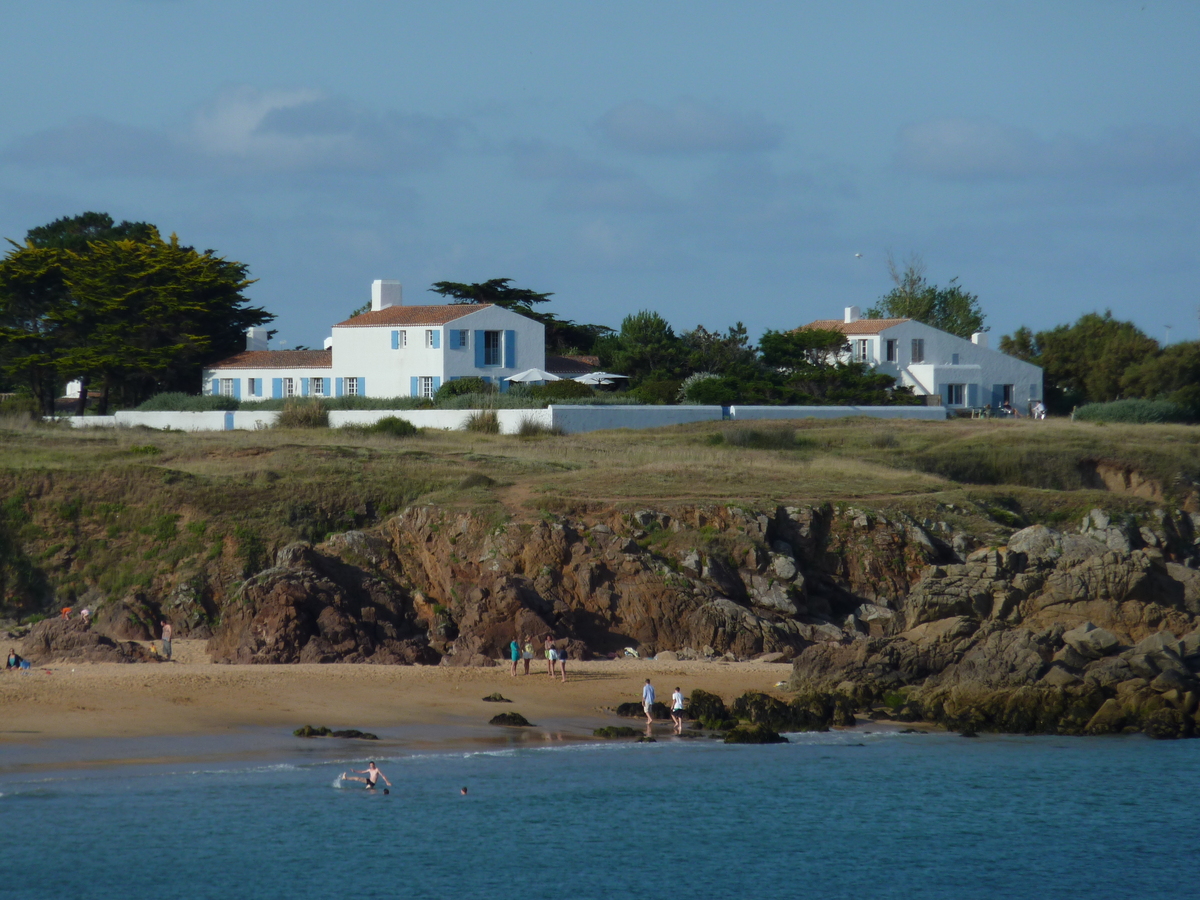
[14, 501, 1200, 738]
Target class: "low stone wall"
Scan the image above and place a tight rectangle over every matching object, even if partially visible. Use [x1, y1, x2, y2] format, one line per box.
[52, 403, 945, 433]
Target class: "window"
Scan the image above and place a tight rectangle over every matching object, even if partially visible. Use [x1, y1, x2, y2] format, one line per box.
[947, 384, 964, 406]
[419, 376, 435, 398]
[425, 329, 436, 348]
[911, 338, 925, 364]
[392, 330, 407, 349]
[247, 378, 257, 397]
[1002, 384, 1013, 405]
[951, 353, 960, 365]
[312, 378, 325, 397]
[854, 339, 869, 363]
[284, 378, 295, 397]
[219, 378, 235, 397]
[345, 377, 359, 397]
[483, 330, 502, 366]
[885, 339, 897, 362]
[454, 329, 470, 348]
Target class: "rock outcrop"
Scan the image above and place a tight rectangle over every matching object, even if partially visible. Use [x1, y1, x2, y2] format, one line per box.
[21, 617, 155, 664]
[789, 517, 1200, 738]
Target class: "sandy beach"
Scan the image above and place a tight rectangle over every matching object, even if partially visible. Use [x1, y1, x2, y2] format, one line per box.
[0, 641, 794, 748]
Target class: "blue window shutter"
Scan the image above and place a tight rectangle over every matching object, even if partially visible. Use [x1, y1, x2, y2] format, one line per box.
[391, 330, 399, 350]
[481, 376, 491, 385]
[449, 330, 460, 350]
[301, 378, 309, 397]
[272, 378, 282, 399]
[410, 376, 419, 397]
[211, 378, 218, 396]
[336, 377, 344, 397]
[499, 377, 508, 394]
[233, 379, 241, 399]
[504, 330, 516, 368]
[968, 383, 979, 407]
[942, 384, 952, 405]
[360, 377, 365, 395]
[474, 331, 485, 367]
[432, 376, 441, 393]
[432, 330, 440, 349]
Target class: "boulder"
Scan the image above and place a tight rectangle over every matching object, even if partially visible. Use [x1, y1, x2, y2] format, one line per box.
[1062, 623, 1119, 659]
[21, 618, 153, 664]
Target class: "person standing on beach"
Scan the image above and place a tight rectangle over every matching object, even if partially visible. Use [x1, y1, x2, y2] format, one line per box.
[160, 620, 173, 661]
[670, 687, 685, 734]
[557, 643, 568, 683]
[642, 679, 656, 724]
[342, 762, 391, 792]
[544, 634, 557, 677]
[509, 637, 521, 676]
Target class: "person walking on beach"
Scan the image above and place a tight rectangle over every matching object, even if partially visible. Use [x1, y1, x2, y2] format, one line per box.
[510, 637, 521, 676]
[557, 643, 568, 683]
[643, 679, 656, 724]
[160, 620, 173, 661]
[522, 638, 534, 675]
[544, 634, 557, 677]
[342, 762, 391, 792]
[670, 687, 685, 734]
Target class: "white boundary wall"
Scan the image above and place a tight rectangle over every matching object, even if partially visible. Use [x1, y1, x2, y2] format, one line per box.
[330, 408, 553, 434]
[731, 405, 946, 421]
[53, 403, 944, 432]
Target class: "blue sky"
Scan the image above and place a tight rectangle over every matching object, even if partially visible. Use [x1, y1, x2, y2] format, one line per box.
[2, 1, 1197, 350]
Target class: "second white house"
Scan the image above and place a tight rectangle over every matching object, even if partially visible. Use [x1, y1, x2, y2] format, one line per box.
[203, 280, 546, 400]
[799, 306, 1043, 412]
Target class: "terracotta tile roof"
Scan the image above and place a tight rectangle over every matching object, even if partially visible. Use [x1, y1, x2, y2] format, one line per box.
[545, 354, 600, 375]
[208, 349, 332, 369]
[796, 318, 910, 335]
[333, 304, 489, 328]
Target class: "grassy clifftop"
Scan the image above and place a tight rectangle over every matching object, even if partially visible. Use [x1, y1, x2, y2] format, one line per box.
[1, 414, 1197, 620]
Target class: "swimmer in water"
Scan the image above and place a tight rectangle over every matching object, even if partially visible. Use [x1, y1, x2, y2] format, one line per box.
[460, 787, 468, 796]
[342, 761, 391, 793]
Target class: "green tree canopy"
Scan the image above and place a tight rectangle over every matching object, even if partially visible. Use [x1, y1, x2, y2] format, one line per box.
[0, 218, 271, 414]
[866, 254, 986, 338]
[759, 328, 848, 370]
[596, 310, 687, 382]
[999, 311, 1160, 412]
[27, 211, 155, 251]
[429, 278, 553, 311]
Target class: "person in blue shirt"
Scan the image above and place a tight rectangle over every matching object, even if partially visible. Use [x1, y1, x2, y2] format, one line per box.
[642, 679, 656, 724]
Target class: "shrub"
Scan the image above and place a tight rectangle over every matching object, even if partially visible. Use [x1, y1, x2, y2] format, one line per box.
[137, 392, 238, 412]
[0, 393, 40, 419]
[629, 379, 682, 405]
[679, 373, 738, 405]
[516, 416, 563, 437]
[365, 416, 418, 438]
[1074, 399, 1190, 424]
[435, 377, 495, 401]
[530, 379, 595, 401]
[437, 392, 537, 410]
[275, 400, 329, 428]
[241, 395, 421, 411]
[464, 410, 500, 433]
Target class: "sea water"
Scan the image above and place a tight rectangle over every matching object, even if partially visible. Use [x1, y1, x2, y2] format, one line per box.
[2, 729, 1198, 900]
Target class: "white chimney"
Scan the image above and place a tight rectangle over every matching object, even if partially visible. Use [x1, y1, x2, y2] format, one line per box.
[246, 326, 270, 351]
[323, 336, 333, 350]
[844, 306, 860, 323]
[971, 332, 988, 349]
[371, 279, 402, 311]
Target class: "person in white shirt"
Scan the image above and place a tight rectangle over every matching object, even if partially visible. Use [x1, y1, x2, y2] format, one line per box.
[670, 688, 685, 734]
[642, 679, 655, 724]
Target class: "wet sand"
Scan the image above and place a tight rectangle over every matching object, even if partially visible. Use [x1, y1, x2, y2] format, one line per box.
[0, 641, 794, 751]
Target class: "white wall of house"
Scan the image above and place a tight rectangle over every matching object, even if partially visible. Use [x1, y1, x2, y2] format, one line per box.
[842, 318, 1042, 410]
[199, 367, 333, 400]
[204, 305, 546, 401]
[330, 305, 545, 399]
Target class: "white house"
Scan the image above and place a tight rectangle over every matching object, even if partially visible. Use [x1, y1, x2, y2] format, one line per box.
[799, 306, 1043, 411]
[202, 280, 546, 400]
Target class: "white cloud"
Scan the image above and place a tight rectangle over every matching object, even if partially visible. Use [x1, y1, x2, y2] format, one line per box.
[596, 97, 783, 155]
[2, 87, 468, 178]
